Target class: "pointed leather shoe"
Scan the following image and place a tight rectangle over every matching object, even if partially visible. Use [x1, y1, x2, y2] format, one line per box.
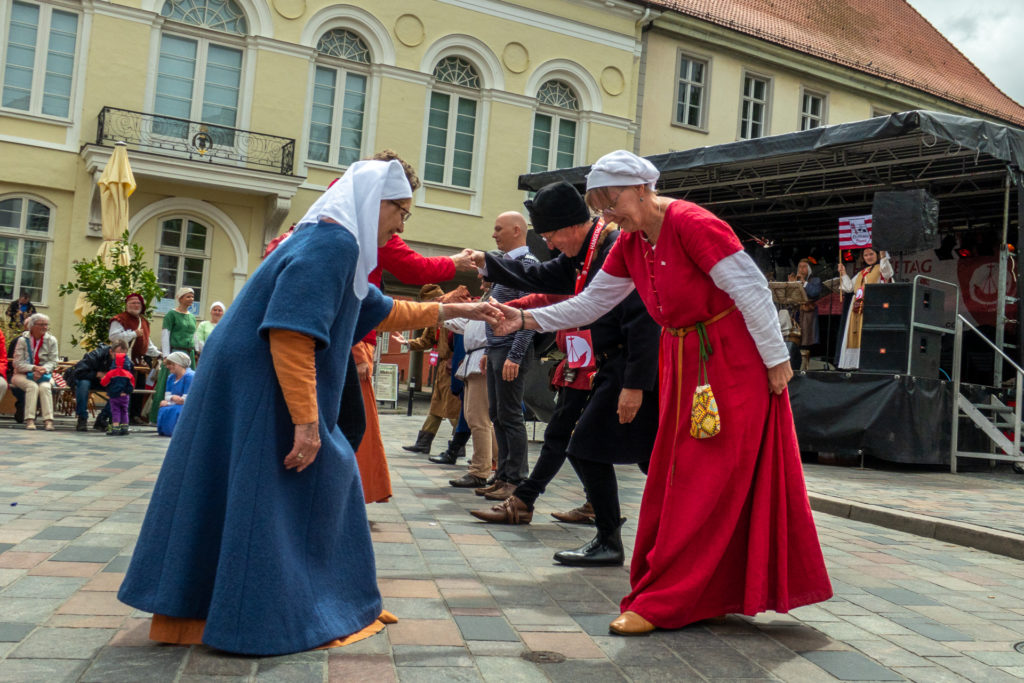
[483, 482, 518, 501]
[551, 501, 596, 525]
[474, 479, 502, 496]
[450, 473, 488, 488]
[609, 611, 655, 636]
[553, 533, 624, 566]
[469, 495, 532, 524]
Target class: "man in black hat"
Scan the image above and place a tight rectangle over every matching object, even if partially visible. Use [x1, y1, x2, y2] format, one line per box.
[466, 181, 660, 567]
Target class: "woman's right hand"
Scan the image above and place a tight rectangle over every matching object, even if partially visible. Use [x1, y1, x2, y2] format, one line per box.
[159, 400, 170, 408]
[767, 361, 793, 395]
[284, 421, 321, 473]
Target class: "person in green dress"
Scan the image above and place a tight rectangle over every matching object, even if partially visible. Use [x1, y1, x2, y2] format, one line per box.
[194, 300, 225, 363]
[149, 287, 198, 423]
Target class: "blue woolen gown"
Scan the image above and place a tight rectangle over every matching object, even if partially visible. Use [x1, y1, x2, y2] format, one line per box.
[118, 225, 393, 655]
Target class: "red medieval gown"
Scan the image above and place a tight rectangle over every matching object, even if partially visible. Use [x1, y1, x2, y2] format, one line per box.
[600, 200, 832, 628]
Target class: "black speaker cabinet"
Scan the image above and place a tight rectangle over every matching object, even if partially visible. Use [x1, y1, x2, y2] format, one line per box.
[871, 189, 940, 252]
[859, 328, 942, 378]
[862, 283, 951, 331]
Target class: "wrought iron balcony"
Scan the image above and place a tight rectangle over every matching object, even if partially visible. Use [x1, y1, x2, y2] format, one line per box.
[96, 106, 295, 175]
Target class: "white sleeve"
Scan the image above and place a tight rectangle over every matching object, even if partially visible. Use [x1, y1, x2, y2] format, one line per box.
[839, 270, 854, 293]
[778, 309, 792, 337]
[444, 318, 468, 334]
[880, 255, 894, 280]
[530, 270, 636, 332]
[194, 330, 204, 354]
[109, 321, 137, 346]
[147, 338, 161, 358]
[161, 329, 171, 356]
[709, 251, 791, 369]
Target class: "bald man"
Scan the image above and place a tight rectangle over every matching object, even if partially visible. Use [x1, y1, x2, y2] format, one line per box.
[476, 212, 539, 501]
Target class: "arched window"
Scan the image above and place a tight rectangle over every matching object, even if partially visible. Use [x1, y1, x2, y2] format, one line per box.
[424, 56, 480, 188]
[0, 196, 52, 303]
[153, 0, 247, 143]
[307, 28, 370, 168]
[530, 80, 579, 173]
[156, 217, 209, 309]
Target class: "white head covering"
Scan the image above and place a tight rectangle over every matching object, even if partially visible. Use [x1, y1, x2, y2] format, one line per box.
[294, 159, 412, 299]
[166, 351, 191, 368]
[586, 150, 660, 191]
[209, 301, 225, 313]
[175, 286, 194, 302]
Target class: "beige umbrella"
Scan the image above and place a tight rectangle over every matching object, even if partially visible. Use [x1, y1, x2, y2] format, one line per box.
[74, 141, 137, 319]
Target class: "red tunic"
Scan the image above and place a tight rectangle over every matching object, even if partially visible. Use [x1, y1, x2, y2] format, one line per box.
[601, 200, 831, 628]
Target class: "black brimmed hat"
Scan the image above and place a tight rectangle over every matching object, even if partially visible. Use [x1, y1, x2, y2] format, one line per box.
[523, 181, 590, 234]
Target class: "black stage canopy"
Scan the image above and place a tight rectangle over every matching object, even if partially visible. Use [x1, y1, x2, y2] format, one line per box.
[518, 111, 1023, 246]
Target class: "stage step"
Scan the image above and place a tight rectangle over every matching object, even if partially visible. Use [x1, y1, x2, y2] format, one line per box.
[956, 395, 1023, 458]
[971, 403, 1014, 414]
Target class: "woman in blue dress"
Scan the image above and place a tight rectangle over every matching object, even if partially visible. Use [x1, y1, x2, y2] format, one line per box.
[118, 159, 501, 655]
[155, 351, 194, 437]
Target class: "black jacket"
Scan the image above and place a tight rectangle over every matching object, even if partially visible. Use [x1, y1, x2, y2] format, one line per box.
[483, 220, 660, 391]
[73, 345, 114, 384]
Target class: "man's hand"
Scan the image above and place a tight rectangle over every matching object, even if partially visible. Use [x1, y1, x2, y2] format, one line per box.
[391, 332, 409, 346]
[442, 302, 504, 326]
[96, 371, 104, 380]
[469, 250, 486, 270]
[356, 362, 371, 381]
[489, 302, 531, 336]
[440, 285, 471, 304]
[502, 359, 520, 381]
[284, 421, 321, 473]
[767, 361, 793, 395]
[451, 248, 478, 272]
[617, 388, 643, 424]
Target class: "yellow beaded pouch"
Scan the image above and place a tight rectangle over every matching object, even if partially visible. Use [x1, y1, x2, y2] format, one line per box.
[690, 322, 721, 439]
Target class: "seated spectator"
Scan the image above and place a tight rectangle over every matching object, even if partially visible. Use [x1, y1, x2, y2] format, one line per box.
[6, 292, 36, 327]
[72, 340, 118, 432]
[101, 340, 134, 436]
[156, 351, 194, 437]
[194, 301, 225, 357]
[12, 313, 58, 430]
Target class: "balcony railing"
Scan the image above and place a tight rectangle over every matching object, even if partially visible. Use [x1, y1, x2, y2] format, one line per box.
[96, 106, 295, 176]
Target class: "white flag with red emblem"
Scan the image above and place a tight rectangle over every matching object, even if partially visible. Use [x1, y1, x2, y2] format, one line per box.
[839, 215, 873, 248]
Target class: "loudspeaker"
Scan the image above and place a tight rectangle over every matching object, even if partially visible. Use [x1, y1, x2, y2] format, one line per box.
[859, 328, 942, 378]
[871, 189, 940, 252]
[858, 283, 949, 378]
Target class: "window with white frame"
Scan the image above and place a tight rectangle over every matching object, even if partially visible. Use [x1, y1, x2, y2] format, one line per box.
[424, 56, 480, 188]
[740, 74, 769, 140]
[1, 0, 79, 118]
[307, 28, 370, 168]
[0, 196, 51, 303]
[530, 80, 579, 173]
[801, 90, 826, 130]
[156, 217, 209, 308]
[153, 0, 247, 145]
[674, 53, 707, 129]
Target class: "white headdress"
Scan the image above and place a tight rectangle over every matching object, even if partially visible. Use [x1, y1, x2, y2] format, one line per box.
[586, 150, 660, 191]
[294, 159, 412, 299]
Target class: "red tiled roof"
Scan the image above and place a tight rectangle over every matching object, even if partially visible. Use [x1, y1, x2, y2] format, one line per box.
[639, 0, 1024, 126]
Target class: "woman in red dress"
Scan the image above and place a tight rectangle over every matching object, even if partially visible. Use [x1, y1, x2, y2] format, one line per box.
[494, 150, 832, 635]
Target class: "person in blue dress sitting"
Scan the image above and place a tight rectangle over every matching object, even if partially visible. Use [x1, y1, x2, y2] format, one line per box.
[156, 351, 193, 437]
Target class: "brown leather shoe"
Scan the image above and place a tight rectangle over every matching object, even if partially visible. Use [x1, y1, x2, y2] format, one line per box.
[609, 611, 655, 636]
[483, 482, 518, 501]
[474, 480, 503, 496]
[470, 495, 533, 524]
[450, 473, 488, 488]
[551, 501, 595, 525]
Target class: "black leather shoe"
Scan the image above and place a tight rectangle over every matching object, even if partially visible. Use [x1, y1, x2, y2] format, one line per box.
[93, 416, 109, 432]
[430, 447, 460, 465]
[402, 430, 435, 454]
[554, 520, 625, 567]
[76, 417, 88, 432]
[450, 473, 488, 488]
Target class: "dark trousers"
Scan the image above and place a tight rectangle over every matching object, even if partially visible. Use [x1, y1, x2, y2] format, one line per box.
[75, 378, 110, 421]
[570, 456, 649, 535]
[515, 387, 590, 506]
[486, 346, 531, 485]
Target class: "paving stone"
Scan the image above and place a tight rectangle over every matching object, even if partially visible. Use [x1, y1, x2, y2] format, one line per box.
[31, 526, 88, 541]
[10, 626, 116, 659]
[0, 622, 35, 642]
[328, 653, 396, 681]
[453, 615, 518, 642]
[0, 597, 64, 622]
[801, 650, 903, 680]
[541, 659, 628, 682]
[50, 545, 121, 563]
[254, 660, 327, 681]
[475, 656, 547, 682]
[396, 666, 483, 682]
[383, 597, 450, 619]
[392, 645, 473, 667]
[0, 658, 88, 682]
[79, 644, 188, 682]
[2, 575, 87, 599]
[891, 618, 974, 642]
[184, 647, 257, 676]
[0, 543, 13, 555]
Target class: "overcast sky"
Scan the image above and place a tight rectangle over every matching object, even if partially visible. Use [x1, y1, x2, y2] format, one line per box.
[907, 0, 1024, 106]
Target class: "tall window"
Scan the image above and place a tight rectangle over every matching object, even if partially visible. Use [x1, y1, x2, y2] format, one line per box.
[156, 217, 208, 308]
[424, 56, 480, 188]
[674, 54, 707, 129]
[153, 0, 246, 143]
[1, 1, 78, 117]
[0, 197, 51, 303]
[801, 90, 826, 130]
[307, 29, 370, 168]
[530, 80, 579, 173]
[740, 74, 769, 139]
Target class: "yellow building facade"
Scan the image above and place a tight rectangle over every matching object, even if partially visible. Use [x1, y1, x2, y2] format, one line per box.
[0, 0, 644, 351]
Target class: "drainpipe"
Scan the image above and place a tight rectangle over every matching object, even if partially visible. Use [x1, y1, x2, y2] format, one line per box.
[632, 7, 656, 155]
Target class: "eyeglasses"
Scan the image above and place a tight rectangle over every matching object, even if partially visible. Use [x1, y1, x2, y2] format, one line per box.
[389, 200, 411, 223]
[600, 190, 626, 215]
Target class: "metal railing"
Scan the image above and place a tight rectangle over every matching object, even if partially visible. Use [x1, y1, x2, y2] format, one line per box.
[96, 106, 295, 175]
[950, 313, 1024, 473]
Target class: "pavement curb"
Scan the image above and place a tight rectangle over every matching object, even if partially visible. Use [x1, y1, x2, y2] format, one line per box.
[808, 492, 1024, 561]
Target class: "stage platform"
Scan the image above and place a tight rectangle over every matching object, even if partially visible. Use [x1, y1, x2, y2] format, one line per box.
[790, 371, 994, 465]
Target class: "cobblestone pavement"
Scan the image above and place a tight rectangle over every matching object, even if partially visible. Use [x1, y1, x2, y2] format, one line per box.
[2, 414, 1024, 681]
